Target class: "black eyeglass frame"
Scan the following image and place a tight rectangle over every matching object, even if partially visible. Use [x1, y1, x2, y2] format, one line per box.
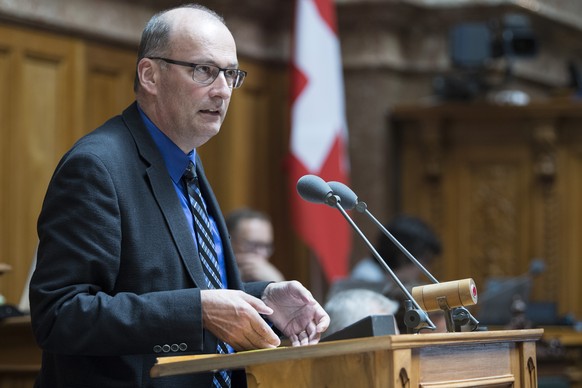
[148, 56, 247, 89]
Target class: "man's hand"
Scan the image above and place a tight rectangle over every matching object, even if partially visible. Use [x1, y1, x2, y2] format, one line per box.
[262, 281, 330, 346]
[200, 289, 281, 351]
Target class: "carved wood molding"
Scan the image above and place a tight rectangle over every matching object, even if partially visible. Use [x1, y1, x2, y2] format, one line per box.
[532, 121, 558, 181]
[419, 120, 444, 181]
[469, 163, 520, 280]
[532, 121, 559, 300]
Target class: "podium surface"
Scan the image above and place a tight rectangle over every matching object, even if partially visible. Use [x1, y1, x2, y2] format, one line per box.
[151, 329, 543, 387]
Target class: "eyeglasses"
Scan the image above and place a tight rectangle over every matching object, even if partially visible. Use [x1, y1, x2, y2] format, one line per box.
[148, 57, 247, 89]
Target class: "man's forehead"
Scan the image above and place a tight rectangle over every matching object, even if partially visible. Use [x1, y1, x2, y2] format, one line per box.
[168, 15, 236, 63]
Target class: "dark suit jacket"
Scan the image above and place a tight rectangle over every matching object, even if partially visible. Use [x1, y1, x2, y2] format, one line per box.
[30, 102, 268, 387]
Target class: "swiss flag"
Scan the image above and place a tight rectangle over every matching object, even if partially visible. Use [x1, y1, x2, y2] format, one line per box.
[288, 0, 351, 282]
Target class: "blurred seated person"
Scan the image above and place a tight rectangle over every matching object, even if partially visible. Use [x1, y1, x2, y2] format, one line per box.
[323, 288, 400, 338]
[226, 208, 285, 282]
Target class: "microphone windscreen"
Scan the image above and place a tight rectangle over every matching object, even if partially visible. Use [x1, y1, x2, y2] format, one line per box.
[412, 278, 478, 312]
[328, 181, 358, 210]
[296, 175, 333, 204]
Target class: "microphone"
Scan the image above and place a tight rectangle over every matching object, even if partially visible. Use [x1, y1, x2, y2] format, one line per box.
[297, 175, 436, 332]
[327, 181, 438, 284]
[326, 180, 480, 332]
[327, 181, 358, 210]
[296, 175, 338, 207]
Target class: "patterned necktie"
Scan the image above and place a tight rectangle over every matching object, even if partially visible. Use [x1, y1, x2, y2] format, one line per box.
[183, 161, 231, 388]
[183, 161, 223, 290]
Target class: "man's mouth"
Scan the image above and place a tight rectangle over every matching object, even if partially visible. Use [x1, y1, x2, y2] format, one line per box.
[200, 109, 220, 116]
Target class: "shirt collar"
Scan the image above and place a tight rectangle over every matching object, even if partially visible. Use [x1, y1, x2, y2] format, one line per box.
[137, 105, 197, 183]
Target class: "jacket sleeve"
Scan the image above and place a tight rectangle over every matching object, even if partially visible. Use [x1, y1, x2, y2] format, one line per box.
[30, 150, 205, 356]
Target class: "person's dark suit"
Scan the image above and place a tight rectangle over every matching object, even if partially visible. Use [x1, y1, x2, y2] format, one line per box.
[30, 102, 266, 387]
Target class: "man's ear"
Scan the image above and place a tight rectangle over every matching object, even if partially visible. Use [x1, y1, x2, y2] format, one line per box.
[137, 58, 158, 94]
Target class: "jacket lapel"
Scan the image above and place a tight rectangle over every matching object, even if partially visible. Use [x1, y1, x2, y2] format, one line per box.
[121, 103, 208, 289]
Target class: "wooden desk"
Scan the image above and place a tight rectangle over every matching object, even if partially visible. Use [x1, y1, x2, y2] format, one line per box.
[0, 317, 548, 387]
[543, 326, 582, 347]
[539, 326, 582, 388]
[152, 329, 543, 387]
[0, 315, 41, 388]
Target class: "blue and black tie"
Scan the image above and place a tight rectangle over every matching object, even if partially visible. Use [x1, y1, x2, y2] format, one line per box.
[183, 161, 231, 388]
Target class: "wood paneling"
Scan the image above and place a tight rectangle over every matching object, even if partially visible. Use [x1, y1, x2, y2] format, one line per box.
[0, 23, 307, 315]
[85, 43, 136, 132]
[0, 25, 83, 305]
[0, 316, 41, 388]
[391, 102, 582, 320]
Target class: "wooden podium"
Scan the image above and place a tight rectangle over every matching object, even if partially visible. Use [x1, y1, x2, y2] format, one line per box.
[151, 329, 543, 387]
[0, 316, 41, 388]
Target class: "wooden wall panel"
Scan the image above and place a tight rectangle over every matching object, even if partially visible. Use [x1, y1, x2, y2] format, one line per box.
[0, 33, 138, 307]
[85, 43, 136, 134]
[453, 146, 532, 289]
[392, 103, 582, 320]
[0, 25, 83, 305]
[560, 128, 582, 319]
[0, 45, 12, 294]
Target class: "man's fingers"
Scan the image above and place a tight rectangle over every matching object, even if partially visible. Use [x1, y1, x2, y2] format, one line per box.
[305, 321, 317, 341]
[221, 313, 280, 351]
[316, 310, 331, 332]
[242, 293, 274, 316]
[299, 330, 309, 346]
[231, 324, 279, 351]
[230, 306, 279, 350]
[229, 335, 258, 352]
[201, 289, 281, 350]
[306, 332, 323, 345]
[289, 333, 300, 347]
[249, 315, 280, 348]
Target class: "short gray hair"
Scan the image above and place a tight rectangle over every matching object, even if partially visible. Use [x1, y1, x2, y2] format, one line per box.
[133, 4, 226, 92]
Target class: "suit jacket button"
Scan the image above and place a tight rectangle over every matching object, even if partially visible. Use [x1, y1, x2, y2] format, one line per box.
[170, 344, 179, 352]
[162, 344, 171, 353]
[153, 345, 162, 353]
[179, 343, 188, 351]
